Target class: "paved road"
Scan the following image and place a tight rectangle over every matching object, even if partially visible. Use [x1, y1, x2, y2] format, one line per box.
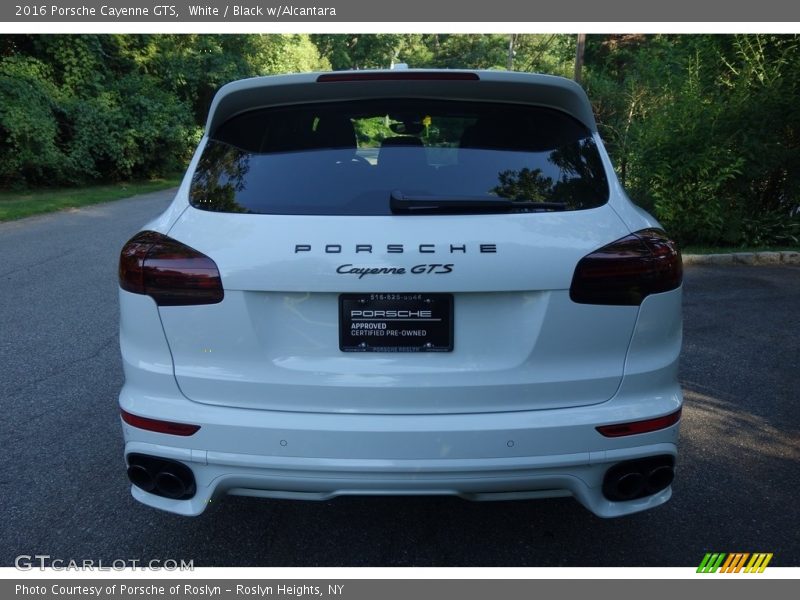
[1, 193, 798, 567]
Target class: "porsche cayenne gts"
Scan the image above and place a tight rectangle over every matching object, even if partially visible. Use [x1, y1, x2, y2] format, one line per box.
[118, 70, 683, 517]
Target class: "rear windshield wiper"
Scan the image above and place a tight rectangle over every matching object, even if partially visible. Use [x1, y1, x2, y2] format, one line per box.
[390, 191, 567, 214]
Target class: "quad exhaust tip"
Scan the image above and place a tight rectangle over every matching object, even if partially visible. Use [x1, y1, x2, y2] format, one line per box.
[154, 470, 188, 499]
[126, 463, 156, 493]
[602, 456, 675, 502]
[126, 454, 196, 500]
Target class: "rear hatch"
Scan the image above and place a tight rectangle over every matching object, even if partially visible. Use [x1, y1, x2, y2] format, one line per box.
[157, 73, 638, 414]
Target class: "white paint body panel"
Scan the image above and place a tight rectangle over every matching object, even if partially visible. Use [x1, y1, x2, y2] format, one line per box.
[158, 202, 637, 414]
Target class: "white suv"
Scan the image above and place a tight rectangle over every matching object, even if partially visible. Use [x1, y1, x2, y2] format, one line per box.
[118, 70, 683, 517]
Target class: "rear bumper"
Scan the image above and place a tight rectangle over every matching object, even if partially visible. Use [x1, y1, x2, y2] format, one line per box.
[125, 440, 677, 519]
[119, 283, 683, 517]
[120, 382, 682, 518]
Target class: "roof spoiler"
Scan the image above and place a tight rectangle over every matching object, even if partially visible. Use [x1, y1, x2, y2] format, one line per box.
[205, 70, 597, 135]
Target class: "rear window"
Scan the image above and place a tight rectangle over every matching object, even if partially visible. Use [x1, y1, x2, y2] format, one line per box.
[190, 99, 608, 215]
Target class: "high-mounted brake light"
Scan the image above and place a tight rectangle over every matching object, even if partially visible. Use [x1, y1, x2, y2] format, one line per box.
[569, 228, 682, 306]
[596, 408, 682, 437]
[119, 231, 224, 306]
[120, 409, 201, 436]
[316, 72, 480, 82]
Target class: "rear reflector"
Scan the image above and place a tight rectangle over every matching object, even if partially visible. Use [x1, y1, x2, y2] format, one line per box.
[569, 228, 682, 306]
[119, 231, 223, 306]
[596, 408, 682, 437]
[317, 72, 479, 82]
[121, 409, 201, 436]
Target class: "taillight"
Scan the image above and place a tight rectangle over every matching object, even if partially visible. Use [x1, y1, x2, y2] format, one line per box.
[596, 408, 682, 437]
[119, 231, 223, 306]
[569, 228, 682, 306]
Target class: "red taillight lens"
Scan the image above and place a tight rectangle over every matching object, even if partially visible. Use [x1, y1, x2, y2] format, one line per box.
[596, 408, 682, 437]
[121, 409, 201, 436]
[569, 228, 682, 306]
[119, 231, 223, 306]
[316, 72, 479, 82]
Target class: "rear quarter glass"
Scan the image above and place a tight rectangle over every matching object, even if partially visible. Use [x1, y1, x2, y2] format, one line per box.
[189, 99, 609, 216]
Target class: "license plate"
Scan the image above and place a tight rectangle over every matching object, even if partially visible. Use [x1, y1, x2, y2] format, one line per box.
[339, 293, 453, 352]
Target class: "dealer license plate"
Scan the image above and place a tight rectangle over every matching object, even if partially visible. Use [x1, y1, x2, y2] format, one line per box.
[339, 293, 453, 352]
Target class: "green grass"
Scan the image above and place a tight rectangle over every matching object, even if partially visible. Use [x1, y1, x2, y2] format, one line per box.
[0, 175, 182, 222]
[682, 245, 800, 255]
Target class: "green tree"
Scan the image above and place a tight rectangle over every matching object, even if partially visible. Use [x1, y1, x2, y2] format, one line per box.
[311, 34, 409, 70]
[0, 34, 328, 188]
[585, 34, 800, 244]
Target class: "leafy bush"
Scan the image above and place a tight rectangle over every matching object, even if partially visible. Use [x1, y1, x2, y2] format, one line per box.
[587, 34, 800, 246]
[0, 34, 328, 188]
[0, 56, 64, 186]
[739, 213, 800, 246]
[71, 74, 194, 180]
